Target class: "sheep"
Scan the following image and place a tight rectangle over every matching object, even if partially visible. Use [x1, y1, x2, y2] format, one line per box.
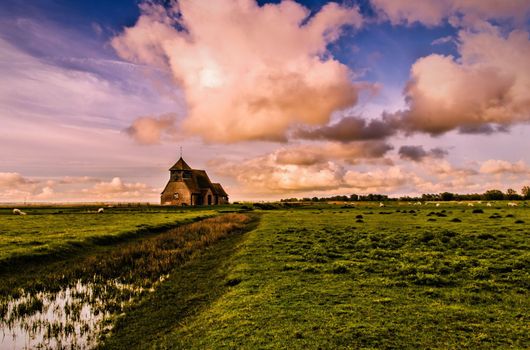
[467, 203, 474, 207]
[436, 203, 440, 207]
[97, 208, 105, 213]
[13, 208, 27, 216]
[507, 202, 518, 207]
[415, 202, 422, 206]
[379, 202, 385, 207]
[486, 202, 492, 207]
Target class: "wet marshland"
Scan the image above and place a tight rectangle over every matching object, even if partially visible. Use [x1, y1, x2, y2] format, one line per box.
[0, 213, 251, 349]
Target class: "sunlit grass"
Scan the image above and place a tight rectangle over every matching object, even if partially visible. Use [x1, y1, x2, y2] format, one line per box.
[0, 206, 219, 265]
[142, 204, 529, 349]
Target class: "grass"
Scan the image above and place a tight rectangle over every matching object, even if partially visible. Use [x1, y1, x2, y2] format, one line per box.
[0, 213, 258, 349]
[0, 205, 220, 266]
[103, 203, 529, 349]
[1, 203, 528, 349]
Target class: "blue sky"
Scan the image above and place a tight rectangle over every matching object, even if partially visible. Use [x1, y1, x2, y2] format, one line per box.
[1, 0, 529, 202]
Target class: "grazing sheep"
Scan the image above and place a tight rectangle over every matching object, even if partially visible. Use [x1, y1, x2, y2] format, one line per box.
[486, 202, 492, 207]
[13, 208, 27, 215]
[415, 202, 422, 206]
[379, 202, 385, 207]
[436, 203, 440, 207]
[467, 203, 474, 207]
[97, 208, 105, 213]
[507, 202, 518, 207]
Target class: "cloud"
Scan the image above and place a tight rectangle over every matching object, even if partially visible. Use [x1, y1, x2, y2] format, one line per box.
[398, 145, 448, 162]
[421, 159, 477, 179]
[274, 141, 393, 166]
[209, 141, 393, 192]
[343, 166, 414, 191]
[58, 176, 101, 185]
[479, 160, 529, 175]
[0, 172, 41, 201]
[371, 0, 530, 27]
[124, 113, 178, 145]
[431, 35, 453, 45]
[34, 186, 55, 200]
[210, 155, 345, 192]
[0, 172, 36, 187]
[83, 177, 151, 197]
[395, 26, 530, 135]
[293, 115, 397, 142]
[112, 0, 364, 142]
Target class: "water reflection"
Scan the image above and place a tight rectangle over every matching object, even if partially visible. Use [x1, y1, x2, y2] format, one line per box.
[0, 276, 167, 349]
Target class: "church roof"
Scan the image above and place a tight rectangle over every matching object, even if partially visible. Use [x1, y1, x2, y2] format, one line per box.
[169, 157, 192, 171]
[211, 183, 228, 197]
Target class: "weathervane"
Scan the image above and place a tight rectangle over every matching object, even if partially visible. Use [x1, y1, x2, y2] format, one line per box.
[180, 146, 183, 158]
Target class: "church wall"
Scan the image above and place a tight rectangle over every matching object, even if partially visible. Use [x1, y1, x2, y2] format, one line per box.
[161, 182, 192, 206]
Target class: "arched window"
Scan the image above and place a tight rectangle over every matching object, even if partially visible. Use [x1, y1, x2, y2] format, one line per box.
[173, 193, 179, 199]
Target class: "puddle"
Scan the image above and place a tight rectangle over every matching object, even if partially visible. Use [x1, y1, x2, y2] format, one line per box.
[0, 275, 168, 349]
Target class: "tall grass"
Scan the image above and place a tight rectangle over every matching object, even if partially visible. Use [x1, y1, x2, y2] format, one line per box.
[0, 213, 255, 349]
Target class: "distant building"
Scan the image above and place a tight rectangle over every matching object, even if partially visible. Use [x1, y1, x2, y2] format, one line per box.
[160, 157, 229, 206]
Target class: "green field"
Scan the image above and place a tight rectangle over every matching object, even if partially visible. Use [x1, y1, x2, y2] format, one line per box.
[0, 206, 218, 265]
[1, 203, 529, 349]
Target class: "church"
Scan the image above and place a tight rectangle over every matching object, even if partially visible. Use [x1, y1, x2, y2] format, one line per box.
[160, 156, 229, 206]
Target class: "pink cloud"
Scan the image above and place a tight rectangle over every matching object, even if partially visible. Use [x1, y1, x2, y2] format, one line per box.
[371, 0, 530, 27]
[479, 160, 529, 175]
[125, 113, 178, 145]
[396, 26, 530, 135]
[112, 0, 364, 142]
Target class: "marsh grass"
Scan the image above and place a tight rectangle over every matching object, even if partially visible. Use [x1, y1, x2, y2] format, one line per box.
[0, 205, 224, 267]
[0, 213, 254, 349]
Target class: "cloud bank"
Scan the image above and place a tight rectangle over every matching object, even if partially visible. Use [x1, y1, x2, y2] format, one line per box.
[293, 115, 398, 142]
[112, 0, 363, 143]
[394, 26, 530, 135]
[371, 0, 530, 27]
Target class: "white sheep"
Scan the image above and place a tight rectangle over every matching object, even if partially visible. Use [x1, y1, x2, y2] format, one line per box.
[415, 202, 422, 206]
[379, 202, 385, 207]
[507, 202, 518, 207]
[97, 208, 105, 213]
[436, 203, 440, 207]
[486, 202, 492, 207]
[13, 208, 27, 216]
[467, 203, 474, 207]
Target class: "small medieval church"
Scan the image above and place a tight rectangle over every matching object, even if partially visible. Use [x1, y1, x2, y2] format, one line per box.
[160, 156, 229, 206]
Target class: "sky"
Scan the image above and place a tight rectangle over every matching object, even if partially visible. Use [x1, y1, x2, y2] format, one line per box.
[1, 0, 530, 203]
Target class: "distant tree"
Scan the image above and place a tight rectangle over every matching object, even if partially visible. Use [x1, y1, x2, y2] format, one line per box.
[522, 186, 530, 199]
[506, 188, 520, 200]
[350, 194, 358, 201]
[483, 189, 504, 201]
[311, 197, 319, 202]
[440, 192, 454, 201]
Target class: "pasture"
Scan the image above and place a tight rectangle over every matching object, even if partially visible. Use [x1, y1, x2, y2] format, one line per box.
[1, 202, 529, 349]
[0, 205, 218, 266]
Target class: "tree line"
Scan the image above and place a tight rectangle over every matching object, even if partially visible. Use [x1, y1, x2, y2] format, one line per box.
[280, 186, 530, 202]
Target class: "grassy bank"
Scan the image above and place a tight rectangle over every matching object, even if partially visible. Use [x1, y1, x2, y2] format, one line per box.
[0, 206, 220, 267]
[101, 213, 260, 349]
[1, 213, 257, 348]
[104, 204, 528, 349]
